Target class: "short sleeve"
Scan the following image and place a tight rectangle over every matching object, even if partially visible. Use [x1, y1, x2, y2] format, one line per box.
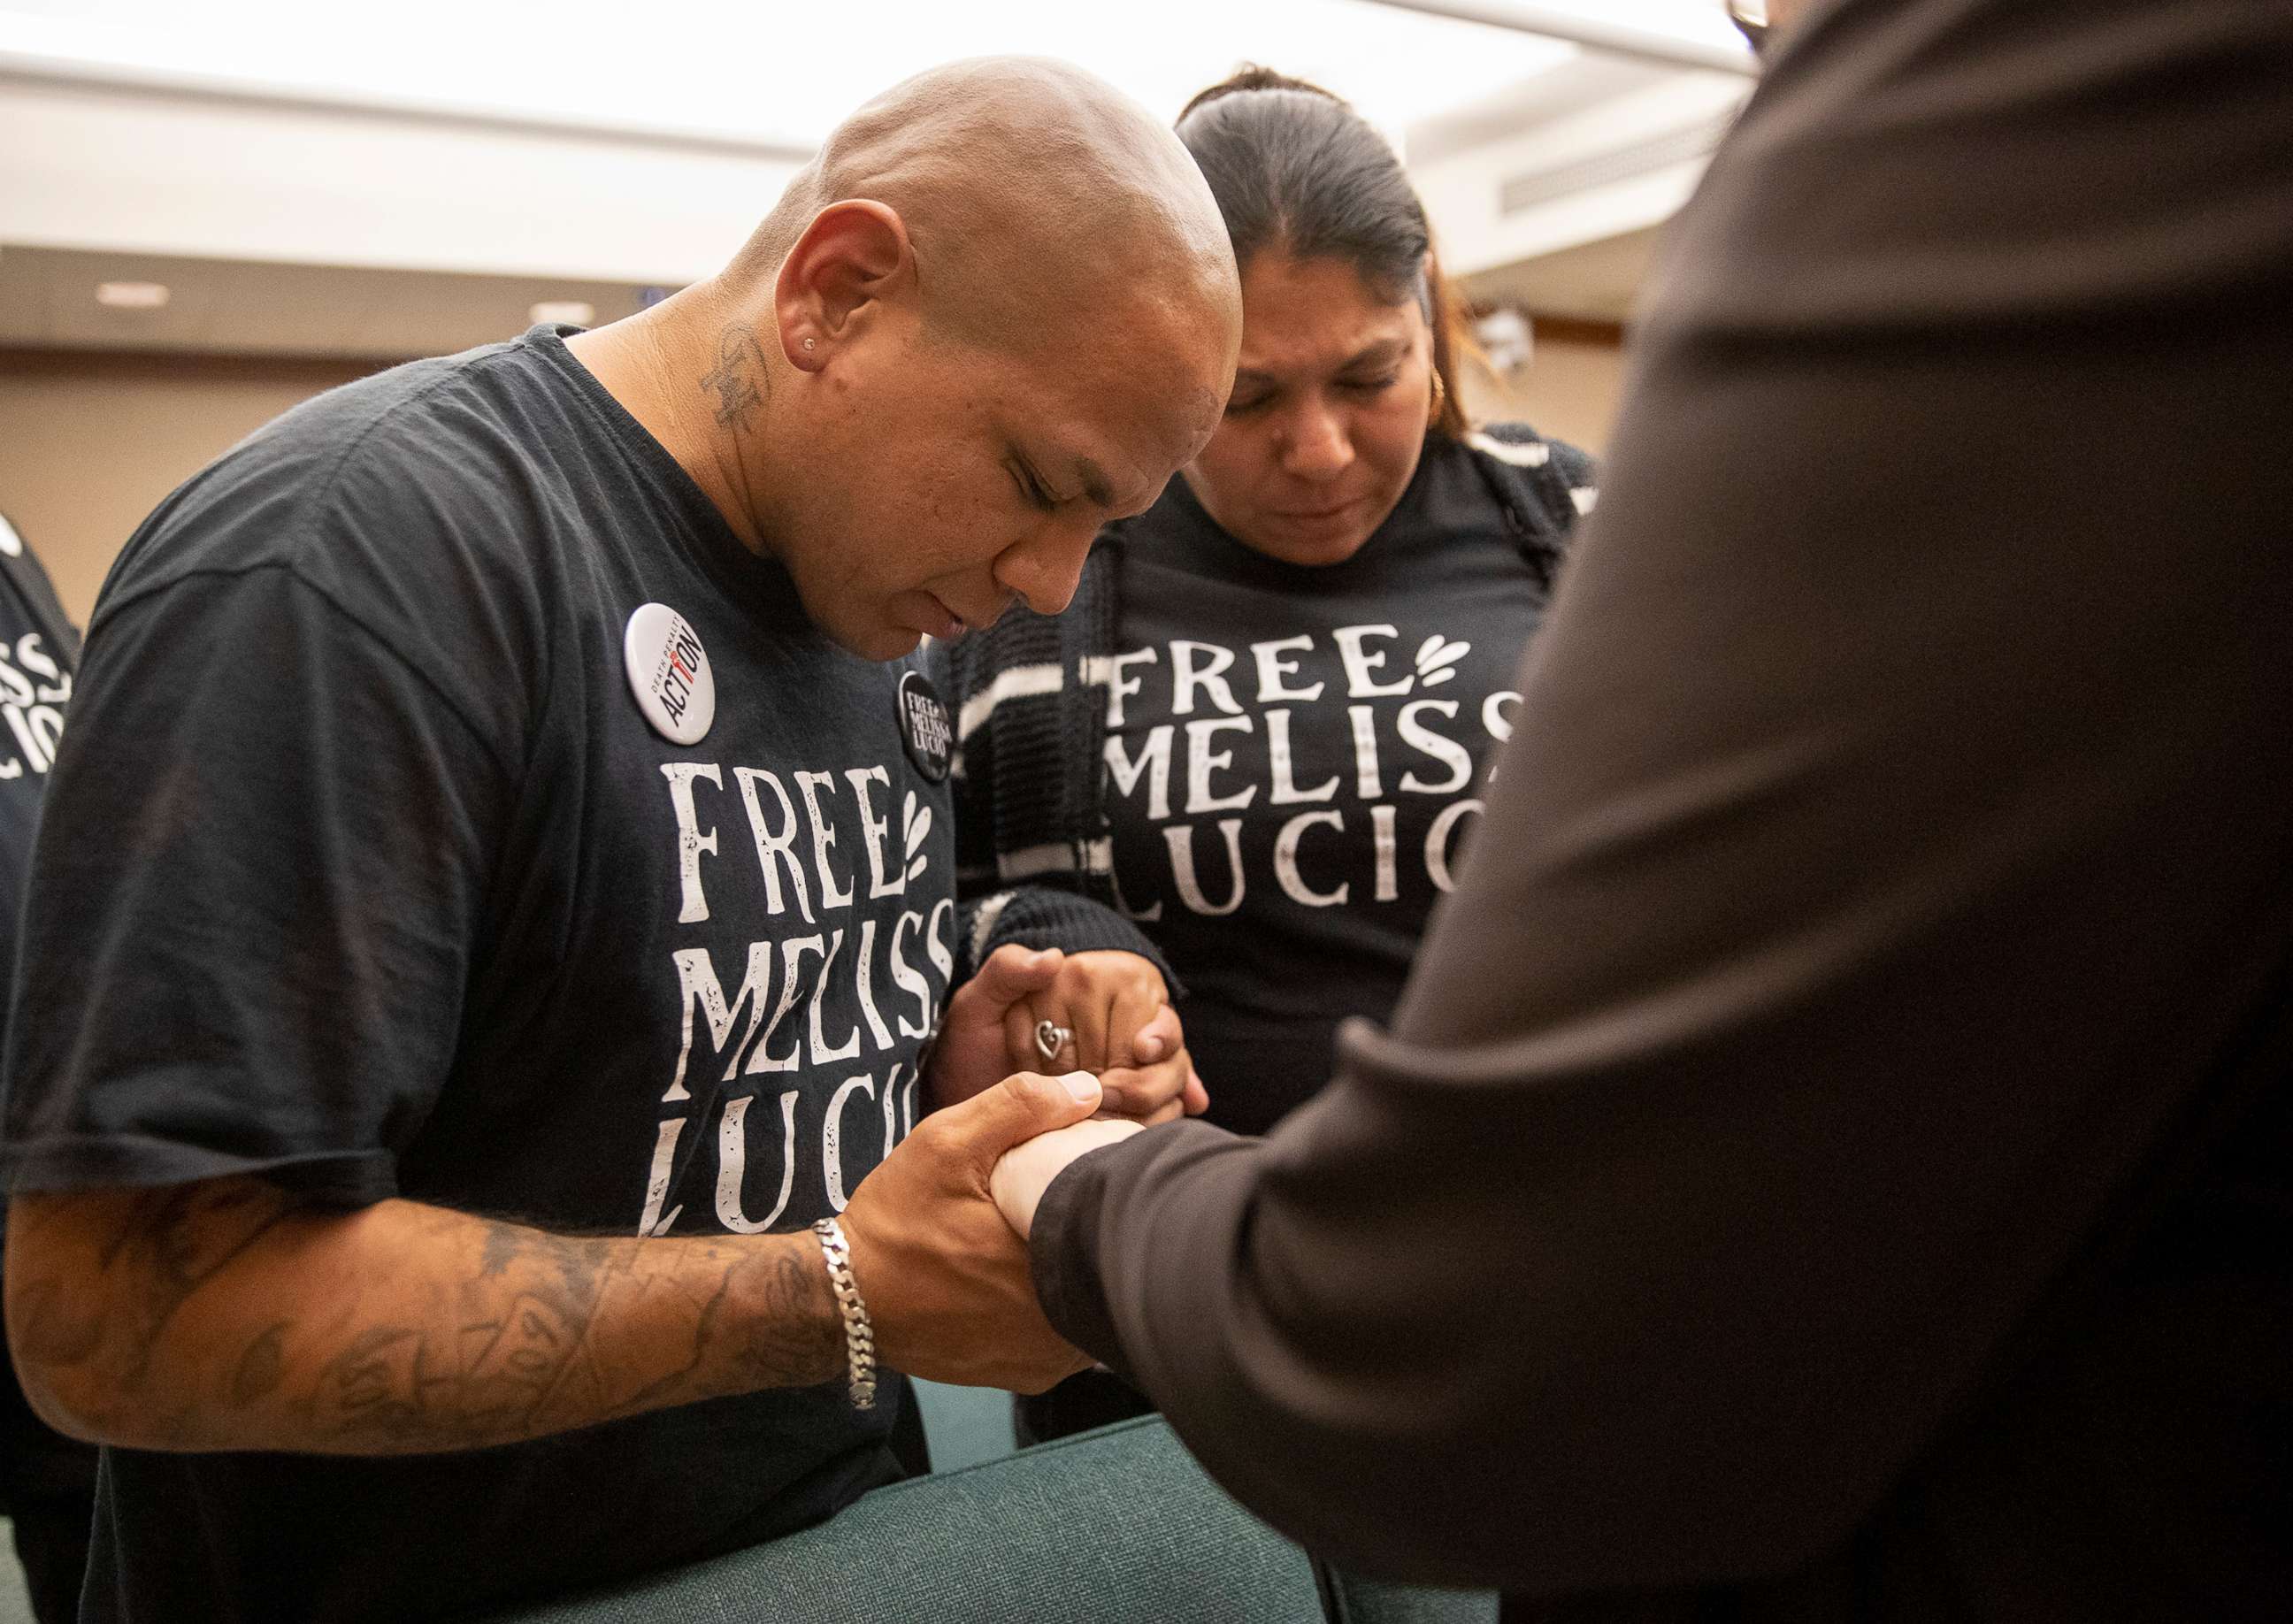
[1, 563, 512, 1205]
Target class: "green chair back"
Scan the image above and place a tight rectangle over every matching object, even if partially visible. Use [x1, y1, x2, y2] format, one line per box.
[487, 1413, 1494, 1624]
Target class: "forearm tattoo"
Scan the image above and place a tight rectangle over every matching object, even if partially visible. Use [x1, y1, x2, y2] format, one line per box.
[7, 1180, 843, 1455]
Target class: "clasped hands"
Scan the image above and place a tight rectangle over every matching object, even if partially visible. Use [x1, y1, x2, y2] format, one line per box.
[835, 945, 1194, 1392]
[933, 942, 1201, 1238]
[927, 943, 1208, 1124]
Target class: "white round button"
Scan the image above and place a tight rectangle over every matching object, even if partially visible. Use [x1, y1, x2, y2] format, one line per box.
[623, 602, 715, 746]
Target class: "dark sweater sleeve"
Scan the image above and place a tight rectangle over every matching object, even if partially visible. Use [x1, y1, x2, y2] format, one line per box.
[958, 885, 1180, 991]
[1033, 0, 2293, 1596]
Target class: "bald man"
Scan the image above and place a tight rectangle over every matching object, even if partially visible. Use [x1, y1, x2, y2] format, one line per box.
[0, 58, 1239, 1623]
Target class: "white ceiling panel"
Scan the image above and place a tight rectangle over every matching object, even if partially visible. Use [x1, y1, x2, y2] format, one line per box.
[1, 0, 1748, 149]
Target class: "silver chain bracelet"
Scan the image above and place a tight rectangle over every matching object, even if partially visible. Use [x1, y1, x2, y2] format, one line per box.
[811, 1217, 878, 1410]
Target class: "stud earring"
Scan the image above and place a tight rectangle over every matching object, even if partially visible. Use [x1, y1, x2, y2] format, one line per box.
[803, 337, 817, 351]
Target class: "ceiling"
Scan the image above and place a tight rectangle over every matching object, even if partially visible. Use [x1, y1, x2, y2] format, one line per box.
[0, 2, 1750, 359]
[1462, 225, 1664, 325]
[0, 0, 1749, 149]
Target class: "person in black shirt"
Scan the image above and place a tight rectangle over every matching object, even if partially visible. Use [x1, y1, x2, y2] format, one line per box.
[940, 69, 1595, 1441]
[0, 59, 1240, 1623]
[0, 514, 96, 1622]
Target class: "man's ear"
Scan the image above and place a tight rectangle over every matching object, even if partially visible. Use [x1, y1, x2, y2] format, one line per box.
[775, 200, 913, 372]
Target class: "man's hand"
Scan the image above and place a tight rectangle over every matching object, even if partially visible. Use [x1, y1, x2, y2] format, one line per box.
[928, 944, 1068, 1111]
[989, 1115, 1144, 1240]
[840, 1069, 1108, 1392]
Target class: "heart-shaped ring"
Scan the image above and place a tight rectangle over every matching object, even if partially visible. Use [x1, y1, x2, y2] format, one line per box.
[1034, 1020, 1073, 1064]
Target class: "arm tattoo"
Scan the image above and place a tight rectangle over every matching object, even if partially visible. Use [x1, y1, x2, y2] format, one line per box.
[230, 1323, 290, 1406]
[16, 1181, 297, 1383]
[699, 323, 769, 427]
[303, 1222, 838, 1450]
[8, 1180, 844, 1456]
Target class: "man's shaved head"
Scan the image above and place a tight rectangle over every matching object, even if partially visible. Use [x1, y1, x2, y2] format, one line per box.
[579, 57, 1244, 659]
[737, 57, 1238, 357]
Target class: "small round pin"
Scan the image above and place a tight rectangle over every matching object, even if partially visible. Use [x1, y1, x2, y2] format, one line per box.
[624, 603, 716, 746]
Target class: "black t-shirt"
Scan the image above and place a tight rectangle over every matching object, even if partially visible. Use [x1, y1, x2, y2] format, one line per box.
[0, 327, 959, 1621]
[0, 526, 77, 1084]
[1107, 440, 1549, 1134]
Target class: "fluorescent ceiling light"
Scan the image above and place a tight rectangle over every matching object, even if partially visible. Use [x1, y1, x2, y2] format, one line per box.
[529, 300, 595, 326]
[95, 280, 170, 309]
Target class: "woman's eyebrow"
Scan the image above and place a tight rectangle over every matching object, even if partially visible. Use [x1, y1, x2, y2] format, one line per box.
[1235, 337, 1408, 383]
[1339, 338, 1408, 369]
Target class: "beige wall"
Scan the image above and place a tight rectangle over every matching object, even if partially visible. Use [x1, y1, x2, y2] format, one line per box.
[0, 353, 375, 624]
[0, 329, 1631, 632]
[1458, 326, 1626, 457]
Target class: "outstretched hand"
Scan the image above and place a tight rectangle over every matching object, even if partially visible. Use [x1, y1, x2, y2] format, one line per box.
[989, 1115, 1143, 1240]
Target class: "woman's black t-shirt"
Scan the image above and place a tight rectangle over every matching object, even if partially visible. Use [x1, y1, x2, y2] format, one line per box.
[1107, 436, 1554, 1134]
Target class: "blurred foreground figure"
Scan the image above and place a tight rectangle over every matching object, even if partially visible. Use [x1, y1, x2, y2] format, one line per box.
[0, 517, 94, 1621]
[0, 57, 1238, 1623]
[996, 0, 2293, 1616]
